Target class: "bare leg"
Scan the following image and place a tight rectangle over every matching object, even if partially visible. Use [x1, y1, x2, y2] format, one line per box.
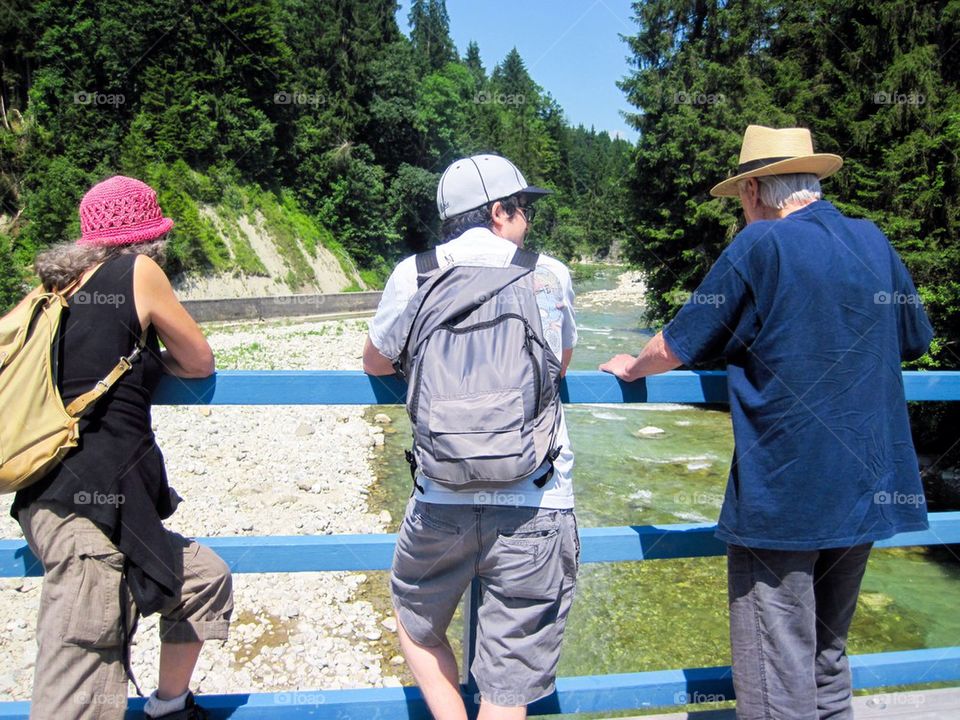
[157, 641, 203, 699]
[396, 612, 467, 720]
[478, 701, 527, 720]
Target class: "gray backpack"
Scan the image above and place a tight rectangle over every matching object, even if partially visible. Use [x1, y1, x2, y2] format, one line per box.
[388, 247, 563, 490]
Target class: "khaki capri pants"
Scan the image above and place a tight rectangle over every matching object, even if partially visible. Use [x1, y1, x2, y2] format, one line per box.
[18, 501, 233, 720]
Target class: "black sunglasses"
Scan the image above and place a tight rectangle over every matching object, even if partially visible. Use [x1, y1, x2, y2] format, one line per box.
[517, 202, 537, 223]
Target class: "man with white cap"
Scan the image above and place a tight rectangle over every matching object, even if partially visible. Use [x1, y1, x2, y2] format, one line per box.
[363, 154, 579, 719]
[602, 126, 933, 718]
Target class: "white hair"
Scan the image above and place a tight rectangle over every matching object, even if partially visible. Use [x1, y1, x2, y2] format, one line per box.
[738, 173, 822, 209]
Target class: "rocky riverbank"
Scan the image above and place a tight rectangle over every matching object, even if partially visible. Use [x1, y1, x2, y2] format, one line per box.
[0, 317, 403, 701]
[575, 269, 646, 308]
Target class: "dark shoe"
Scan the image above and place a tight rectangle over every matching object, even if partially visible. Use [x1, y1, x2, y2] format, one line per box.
[146, 692, 210, 720]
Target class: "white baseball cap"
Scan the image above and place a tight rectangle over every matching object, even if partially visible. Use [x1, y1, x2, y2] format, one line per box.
[436, 154, 551, 220]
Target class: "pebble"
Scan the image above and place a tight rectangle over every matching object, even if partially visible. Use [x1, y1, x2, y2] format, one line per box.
[281, 604, 300, 619]
[635, 426, 666, 437]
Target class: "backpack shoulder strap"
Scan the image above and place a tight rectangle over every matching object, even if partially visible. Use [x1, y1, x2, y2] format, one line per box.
[63, 327, 149, 418]
[510, 247, 539, 270]
[415, 249, 440, 287]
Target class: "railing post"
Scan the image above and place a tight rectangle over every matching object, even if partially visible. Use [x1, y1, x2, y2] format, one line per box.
[462, 576, 482, 712]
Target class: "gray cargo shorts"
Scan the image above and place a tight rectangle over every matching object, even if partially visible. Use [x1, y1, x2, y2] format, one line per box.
[390, 498, 580, 706]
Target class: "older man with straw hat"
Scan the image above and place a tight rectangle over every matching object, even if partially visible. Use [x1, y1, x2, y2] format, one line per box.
[602, 125, 933, 719]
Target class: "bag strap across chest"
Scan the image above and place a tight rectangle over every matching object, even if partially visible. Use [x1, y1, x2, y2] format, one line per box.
[415, 246, 538, 287]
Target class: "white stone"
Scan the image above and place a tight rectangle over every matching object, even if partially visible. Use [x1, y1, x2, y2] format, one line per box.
[634, 426, 666, 437]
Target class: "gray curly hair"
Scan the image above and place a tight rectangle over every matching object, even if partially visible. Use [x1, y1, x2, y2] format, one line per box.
[35, 238, 167, 292]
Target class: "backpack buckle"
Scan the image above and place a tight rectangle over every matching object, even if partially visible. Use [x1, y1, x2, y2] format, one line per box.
[122, 343, 143, 366]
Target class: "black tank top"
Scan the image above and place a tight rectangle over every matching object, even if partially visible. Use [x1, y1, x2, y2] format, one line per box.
[12, 254, 179, 611]
[11, 254, 183, 615]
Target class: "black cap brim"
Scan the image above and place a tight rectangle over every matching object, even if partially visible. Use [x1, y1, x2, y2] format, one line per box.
[519, 185, 552, 201]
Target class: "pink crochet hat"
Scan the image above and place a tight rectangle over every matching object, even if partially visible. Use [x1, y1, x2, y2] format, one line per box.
[77, 175, 174, 246]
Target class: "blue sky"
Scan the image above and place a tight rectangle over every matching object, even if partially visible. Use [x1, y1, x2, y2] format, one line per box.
[395, 0, 640, 142]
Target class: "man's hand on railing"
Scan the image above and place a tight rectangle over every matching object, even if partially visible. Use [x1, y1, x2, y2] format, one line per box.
[600, 331, 683, 381]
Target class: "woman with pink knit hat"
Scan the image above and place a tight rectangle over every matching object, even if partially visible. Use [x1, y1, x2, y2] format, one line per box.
[4, 176, 232, 720]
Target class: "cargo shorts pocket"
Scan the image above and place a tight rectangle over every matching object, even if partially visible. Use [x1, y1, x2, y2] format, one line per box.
[63, 533, 126, 648]
[410, 503, 461, 536]
[489, 521, 563, 600]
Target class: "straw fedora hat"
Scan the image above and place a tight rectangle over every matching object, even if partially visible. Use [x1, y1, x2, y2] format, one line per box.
[710, 125, 843, 197]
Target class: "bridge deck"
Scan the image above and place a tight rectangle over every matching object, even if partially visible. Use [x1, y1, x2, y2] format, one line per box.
[630, 688, 960, 719]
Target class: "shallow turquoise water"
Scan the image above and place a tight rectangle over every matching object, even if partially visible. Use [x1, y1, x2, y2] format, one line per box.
[367, 267, 960, 679]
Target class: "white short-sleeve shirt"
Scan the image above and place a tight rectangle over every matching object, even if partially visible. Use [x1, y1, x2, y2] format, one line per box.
[369, 226, 577, 509]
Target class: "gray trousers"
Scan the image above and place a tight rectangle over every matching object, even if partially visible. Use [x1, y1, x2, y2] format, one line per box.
[727, 543, 873, 720]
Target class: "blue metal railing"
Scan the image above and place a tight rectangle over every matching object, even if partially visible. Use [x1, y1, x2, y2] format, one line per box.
[1, 370, 958, 719]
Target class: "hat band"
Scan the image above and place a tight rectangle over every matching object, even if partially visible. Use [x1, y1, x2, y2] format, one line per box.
[737, 156, 794, 174]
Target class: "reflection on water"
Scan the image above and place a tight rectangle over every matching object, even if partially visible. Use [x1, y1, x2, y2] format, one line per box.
[366, 267, 960, 680]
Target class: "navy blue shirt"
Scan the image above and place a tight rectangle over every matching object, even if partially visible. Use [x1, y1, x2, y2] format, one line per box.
[663, 201, 933, 550]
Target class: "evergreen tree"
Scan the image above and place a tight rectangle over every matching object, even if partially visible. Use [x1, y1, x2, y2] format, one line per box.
[490, 48, 539, 100]
[486, 49, 558, 180]
[408, 0, 456, 72]
[464, 40, 485, 86]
